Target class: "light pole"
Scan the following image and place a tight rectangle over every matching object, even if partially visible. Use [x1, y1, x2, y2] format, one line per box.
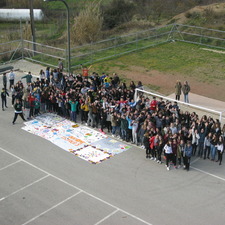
[44, 0, 71, 73]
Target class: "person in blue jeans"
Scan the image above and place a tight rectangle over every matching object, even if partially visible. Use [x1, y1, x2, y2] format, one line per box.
[182, 81, 190, 103]
[210, 133, 218, 161]
[184, 141, 193, 171]
[69, 99, 78, 122]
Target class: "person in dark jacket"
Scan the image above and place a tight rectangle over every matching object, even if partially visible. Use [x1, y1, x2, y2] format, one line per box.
[1, 87, 9, 111]
[2, 73, 7, 90]
[175, 80, 182, 101]
[21, 72, 33, 84]
[182, 81, 191, 103]
[12, 99, 26, 124]
[184, 141, 192, 171]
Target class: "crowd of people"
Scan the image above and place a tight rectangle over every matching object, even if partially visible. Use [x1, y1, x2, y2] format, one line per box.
[1, 65, 225, 171]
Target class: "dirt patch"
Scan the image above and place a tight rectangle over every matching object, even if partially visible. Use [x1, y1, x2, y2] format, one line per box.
[108, 65, 225, 102]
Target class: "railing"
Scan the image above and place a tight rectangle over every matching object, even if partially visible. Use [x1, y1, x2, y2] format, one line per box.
[1, 23, 225, 71]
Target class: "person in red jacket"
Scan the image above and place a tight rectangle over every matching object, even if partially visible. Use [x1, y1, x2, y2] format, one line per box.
[149, 132, 155, 160]
[150, 96, 158, 112]
[28, 94, 35, 118]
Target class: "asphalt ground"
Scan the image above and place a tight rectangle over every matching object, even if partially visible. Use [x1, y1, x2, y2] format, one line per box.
[0, 64, 225, 225]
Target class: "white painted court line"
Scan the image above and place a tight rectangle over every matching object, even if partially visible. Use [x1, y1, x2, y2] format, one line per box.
[0, 146, 152, 225]
[0, 159, 21, 171]
[191, 166, 225, 182]
[22, 191, 82, 225]
[94, 209, 119, 225]
[190, 157, 200, 165]
[0, 174, 50, 202]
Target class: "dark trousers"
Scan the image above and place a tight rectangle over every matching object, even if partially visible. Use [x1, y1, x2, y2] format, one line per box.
[9, 79, 14, 89]
[1, 97, 7, 109]
[192, 143, 197, 156]
[217, 151, 223, 165]
[184, 156, 191, 170]
[173, 154, 177, 166]
[198, 142, 204, 157]
[145, 145, 150, 156]
[156, 147, 162, 161]
[13, 112, 25, 123]
[165, 153, 173, 167]
[204, 146, 210, 159]
[175, 95, 180, 101]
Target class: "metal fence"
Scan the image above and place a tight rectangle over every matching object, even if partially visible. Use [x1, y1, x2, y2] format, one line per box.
[1, 23, 225, 70]
[171, 23, 225, 49]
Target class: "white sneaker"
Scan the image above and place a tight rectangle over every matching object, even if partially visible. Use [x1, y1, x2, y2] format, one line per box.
[159, 161, 162, 164]
[157, 160, 159, 163]
[85, 123, 88, 126]
[154, 158, 157, 161]
[167, 166, 170, 171]
[150, 157, 154, 160]
[112, 135, 115, 137]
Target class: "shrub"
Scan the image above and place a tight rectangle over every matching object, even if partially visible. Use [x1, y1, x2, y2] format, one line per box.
[71, 0, 103, 45]
[102, 0, 135, 30]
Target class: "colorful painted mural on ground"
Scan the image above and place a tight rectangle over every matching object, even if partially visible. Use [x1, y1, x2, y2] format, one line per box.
[22, 113, 131, 164]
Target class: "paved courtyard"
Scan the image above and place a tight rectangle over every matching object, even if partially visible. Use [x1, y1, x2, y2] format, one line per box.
[0, 61, 225, 225]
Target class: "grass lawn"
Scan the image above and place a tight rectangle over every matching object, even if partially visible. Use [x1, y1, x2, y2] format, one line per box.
[91, 41, 225, 100]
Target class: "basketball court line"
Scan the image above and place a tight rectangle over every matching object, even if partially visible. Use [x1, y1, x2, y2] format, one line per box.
[191, 166, 225, 182]
[0, 146, 152, 225]
[0, 159, 21, 171]
[22, 191, 83, 225]
[94, 209, 119, 225]
[0, 174, 50, 202]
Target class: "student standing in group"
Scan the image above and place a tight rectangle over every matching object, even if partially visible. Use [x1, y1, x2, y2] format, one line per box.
[12, 99, 26, 124]
[204, 132, 212, 159]
[1, 87, 9, 111]
[144, 132, 150, 158]
[216, 136, 224, 165]
[184, 141, 193, 171]
[178, 139, 186, 168]
[210, 133, 218, 161]
[21, 72, 33, 85]
[172, 138, 178, 169]
[8, 69, 15, 89]
[163, 139, 173, 171]
[69, 99, 78, 122]
[156, 135, 164, 164]
[2, 73, 7, 90]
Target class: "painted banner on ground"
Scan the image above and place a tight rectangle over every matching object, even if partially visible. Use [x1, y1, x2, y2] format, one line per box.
[22, 113, 131, 164]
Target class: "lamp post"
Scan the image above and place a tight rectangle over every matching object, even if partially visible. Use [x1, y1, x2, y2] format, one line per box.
[44, 0, 71, 73]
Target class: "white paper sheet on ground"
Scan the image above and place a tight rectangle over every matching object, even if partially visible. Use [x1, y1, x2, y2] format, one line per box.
[73, 146, 112, 164]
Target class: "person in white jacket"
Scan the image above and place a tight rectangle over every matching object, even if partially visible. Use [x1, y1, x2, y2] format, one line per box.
[192, 128, 200, 156]
[8, 69, 15, 89]
[163, 139, 173, 171]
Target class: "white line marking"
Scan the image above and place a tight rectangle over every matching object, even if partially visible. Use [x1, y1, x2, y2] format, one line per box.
[94, 209, 119, 225]
[0, 146, 153, 225]
[191, 166, 225, 182]
[22, 191, 82, 225]
[0, 174, 49, 202]
[190, 157, 200, 165]
[0, 159, 21, 171]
